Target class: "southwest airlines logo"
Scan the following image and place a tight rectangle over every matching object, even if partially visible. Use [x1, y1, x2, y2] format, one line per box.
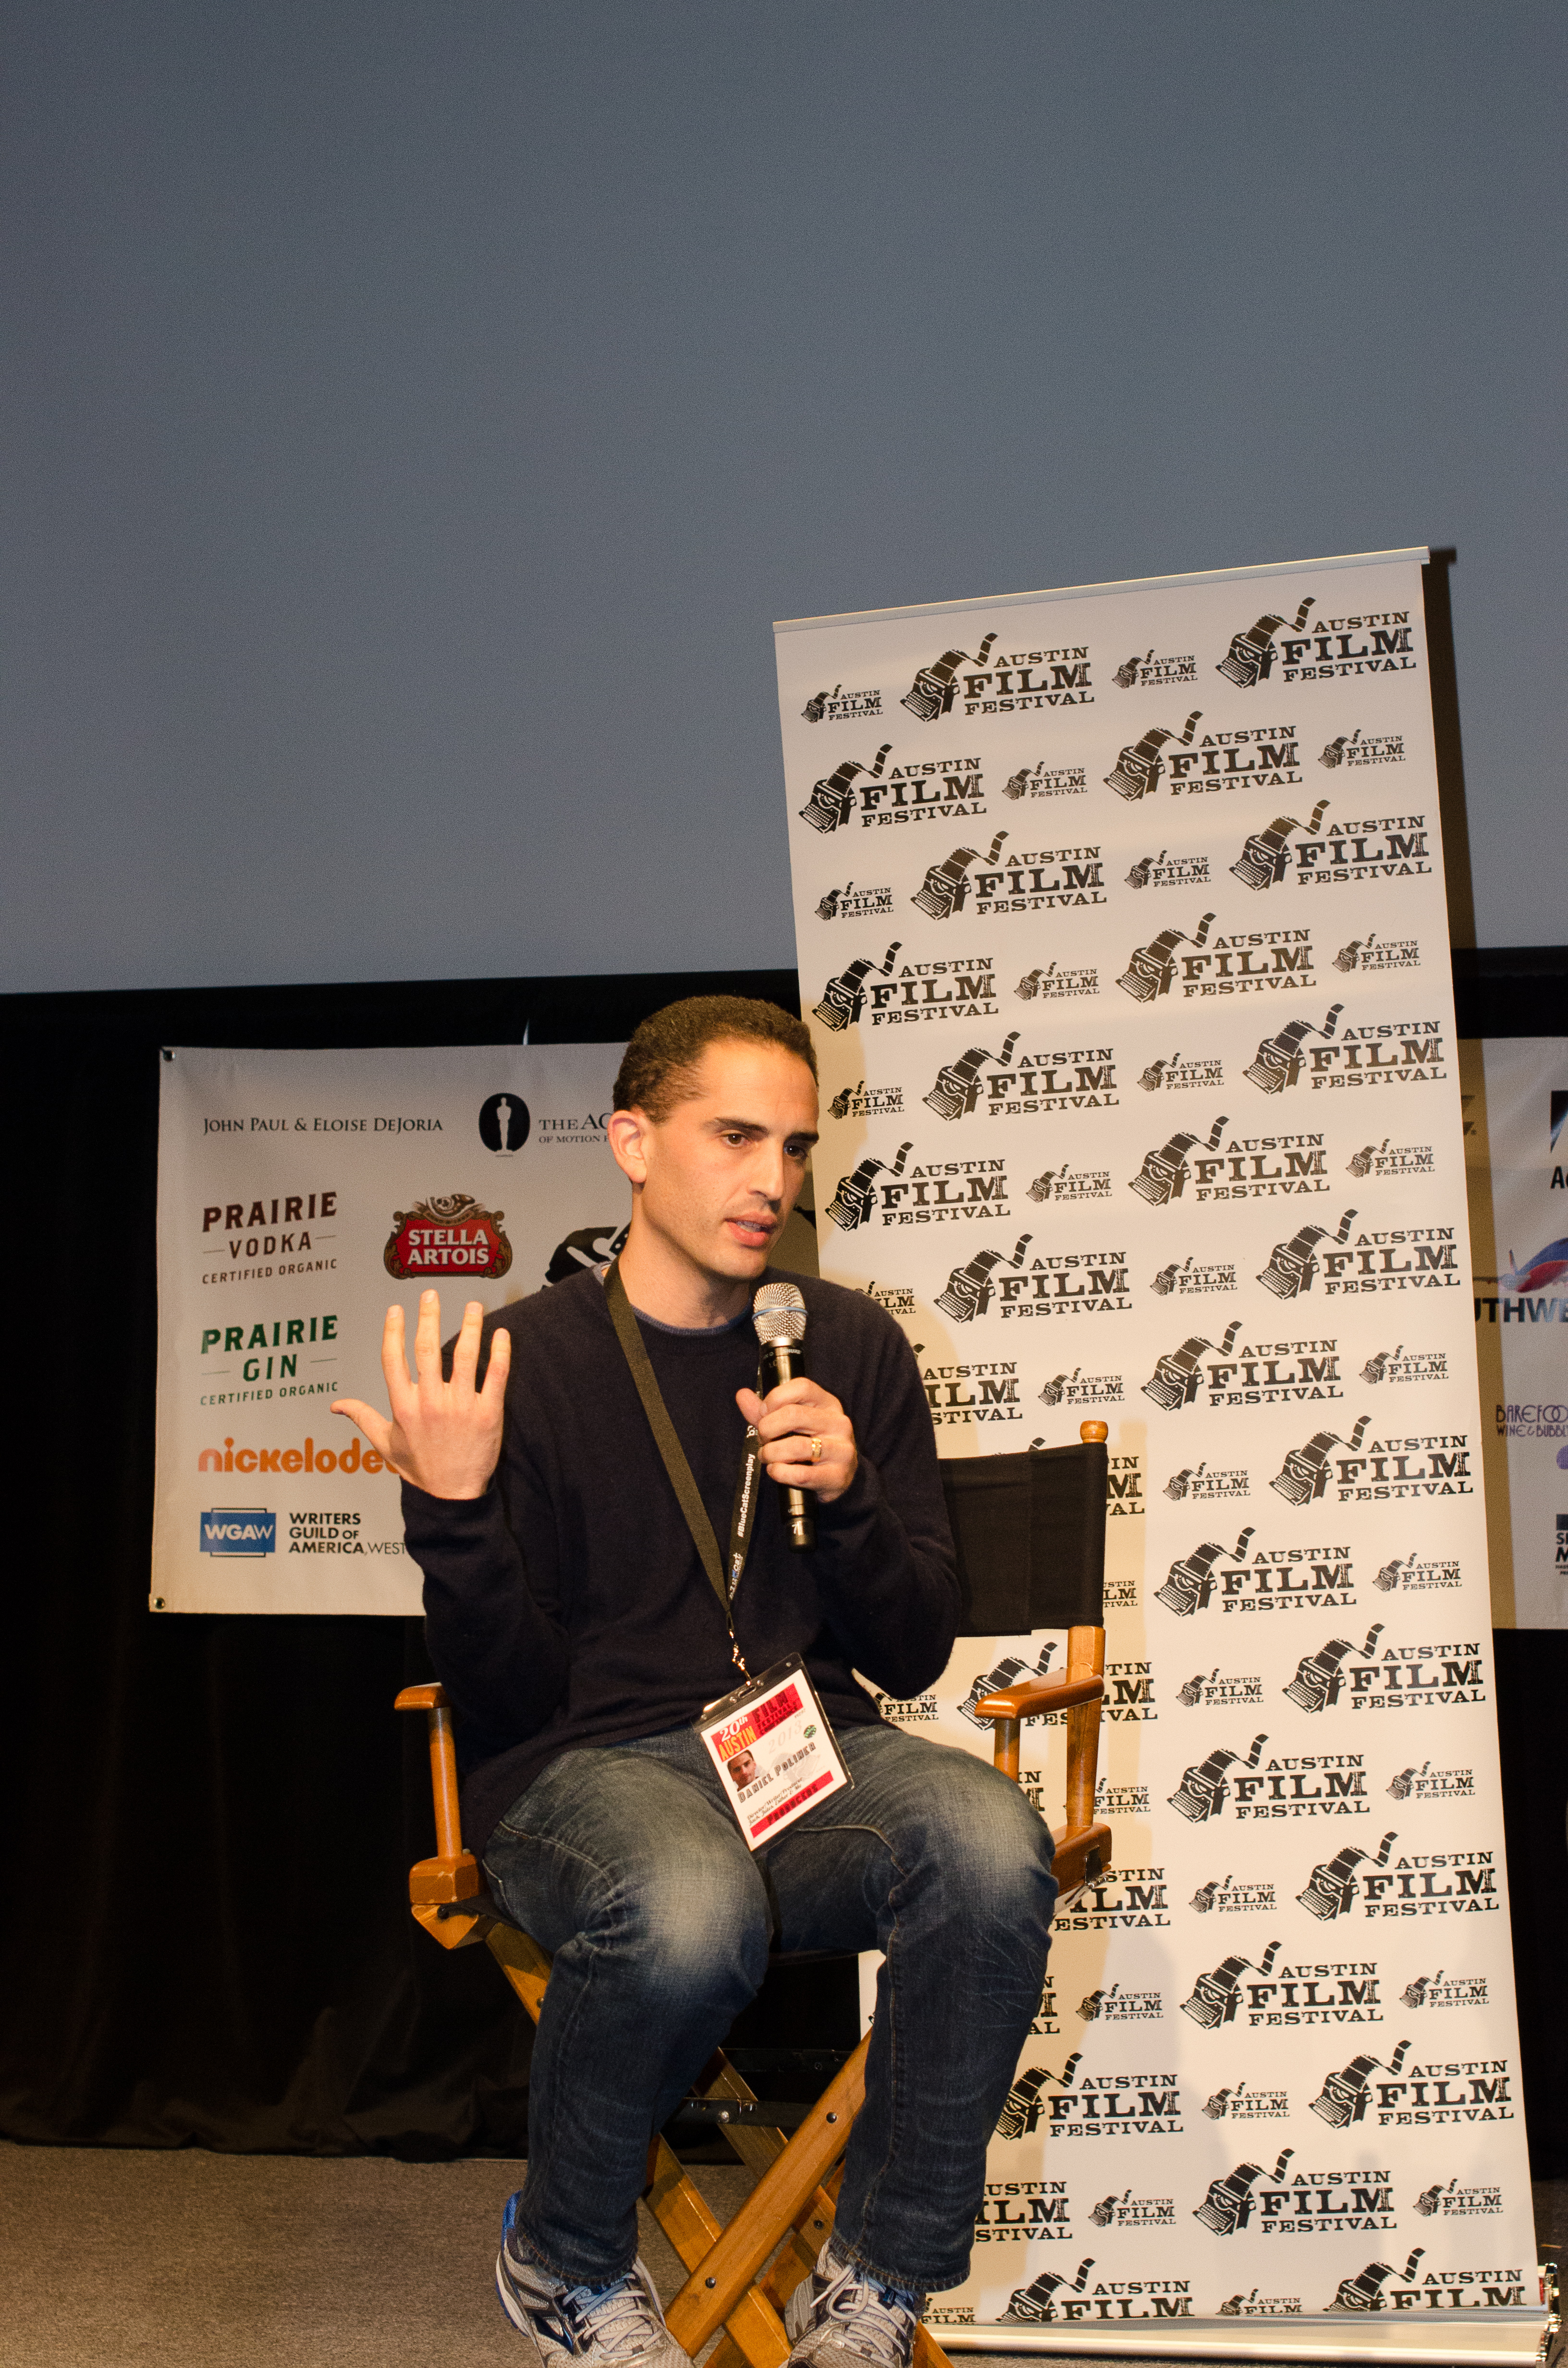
[200, 1507, 277, 1556]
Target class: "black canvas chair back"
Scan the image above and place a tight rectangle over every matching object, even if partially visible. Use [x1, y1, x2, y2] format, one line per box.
[941, 1439, 1107, 1639]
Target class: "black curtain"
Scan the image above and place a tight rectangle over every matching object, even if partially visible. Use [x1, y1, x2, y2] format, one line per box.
[3, 956, 1565, 2171]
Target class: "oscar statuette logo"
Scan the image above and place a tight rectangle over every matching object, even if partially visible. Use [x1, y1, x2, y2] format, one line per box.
[1104, 712, 1202, 801]
[1216, 598, 1316, 690]
[798, 743, 893, 835]
[382, 1193, 512, 1280]
[1230, 801, 1332, 891]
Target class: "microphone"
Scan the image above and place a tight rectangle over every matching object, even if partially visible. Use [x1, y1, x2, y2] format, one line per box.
[752, 1281, 815, 1551]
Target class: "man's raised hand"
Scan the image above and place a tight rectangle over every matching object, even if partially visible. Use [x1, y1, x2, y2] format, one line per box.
[332, 1291, 510, 1499]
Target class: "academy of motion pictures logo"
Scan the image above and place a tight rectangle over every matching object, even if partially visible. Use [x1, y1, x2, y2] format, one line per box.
[933, 839, 1107, 918]
[801, 745, 992, 834]
[917, 1035, 1118, 1123]
[1154, 1526, 1358, 1618]
[899, 631, 1094, 722]
[812, 942, 1001, 1031]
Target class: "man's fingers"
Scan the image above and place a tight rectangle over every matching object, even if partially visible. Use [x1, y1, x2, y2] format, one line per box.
[412, 1288, 444, 1384]
[449, 1299, 487, 1391]
[735, 1387, 765, 1427]
[380, 1304, 411, 1404]
[331, 1399, 395, 1461]
[480, 1321, 512, 1408]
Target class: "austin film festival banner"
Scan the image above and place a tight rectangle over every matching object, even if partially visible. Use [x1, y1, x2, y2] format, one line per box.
[154, 1043, 625, 1615]
[776, 554, 1539, 2349]
[1462, 1035, 1568, 1630]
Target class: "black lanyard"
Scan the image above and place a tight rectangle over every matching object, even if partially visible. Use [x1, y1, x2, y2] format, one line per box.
[603, 1260, 762, 1674]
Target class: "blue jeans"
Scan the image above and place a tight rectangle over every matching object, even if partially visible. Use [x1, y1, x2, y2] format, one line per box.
[482, 1719, 1056, 2296]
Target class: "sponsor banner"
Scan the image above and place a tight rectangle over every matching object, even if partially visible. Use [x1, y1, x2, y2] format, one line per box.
[777, 555, 1536, 2332]
[1462, 1035, 1568, 1628]
[154, 1043, 625, 1613]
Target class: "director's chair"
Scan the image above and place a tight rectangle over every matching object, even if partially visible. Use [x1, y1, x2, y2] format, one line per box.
[396, 1426, 1112, 2368]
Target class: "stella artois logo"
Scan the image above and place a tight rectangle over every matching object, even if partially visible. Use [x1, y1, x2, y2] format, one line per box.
[383, 1192, 513, 1279]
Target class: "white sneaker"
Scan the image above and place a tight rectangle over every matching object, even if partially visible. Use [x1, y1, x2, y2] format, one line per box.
[784, 2241, 925, 2368]
[496, 2194, 690, 2368]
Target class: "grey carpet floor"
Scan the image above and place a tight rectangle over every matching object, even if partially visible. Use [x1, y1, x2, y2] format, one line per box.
[1, 2141, 1562, 2368]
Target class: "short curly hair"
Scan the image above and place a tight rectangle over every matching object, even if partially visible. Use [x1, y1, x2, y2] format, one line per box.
[613, 997, 817, 1122]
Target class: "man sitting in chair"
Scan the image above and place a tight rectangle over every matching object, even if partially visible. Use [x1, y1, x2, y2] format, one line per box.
[334, 998, 1056, 2368]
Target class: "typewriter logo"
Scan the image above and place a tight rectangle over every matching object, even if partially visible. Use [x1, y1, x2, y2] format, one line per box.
[801, 682, 882, 724]
[1116, 913, 1215, 1003]
[1015, 962, 1098, 1000]
[1105, 712, 1202, 801]
[1327, 2252, 1425, 2315]
[1269, 1417, 1369, 1507]
[901, 634, 999, 723]
[1142, 1322, 1241, 1412]
[1296, 1832, 1397, 1921]
[798, 746, 893, 836]
[1216, 599, 1315, 691]
[1181, 1942, 1280, 2031]
[1309, 2042, 1409, 2130]
[1243, 1004, 1345, 1095]
[1167, 1734, 1267, 1825]
[1002, 2259, 1096, 2323]
[1193, 2153, 1294, 2236]
[1126, 848, 1211, 890]
[957, 1645, 1054, 1730]
[824, 1142, 913, 1232]
[934, 1235, 1033, 1323]
[815, 882, 894, 921]
[812, 943, 901, 1032]
[911, 832, 1008, 921]
[1281, 1626, 1383, 1714]
[1257, 1209, 1356, 1299]
[923, 1036, 1020, 1121]
[1115, 648, 1197, 690]
[1230, 802, 1331, 892]
[995, 2054, 1081, 2141]
[1155, 1529, 1255, 1617]
[1129, 1116, 1227, 1206]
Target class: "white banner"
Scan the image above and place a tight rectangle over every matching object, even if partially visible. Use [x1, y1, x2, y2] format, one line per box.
[1463, 1035, 1568, 1629]
[777, 556, 1539, 2345]
[153, 1042, 625, 1614]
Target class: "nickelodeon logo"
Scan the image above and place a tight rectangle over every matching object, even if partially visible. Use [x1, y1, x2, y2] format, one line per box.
[197, 1433, 392, 1477]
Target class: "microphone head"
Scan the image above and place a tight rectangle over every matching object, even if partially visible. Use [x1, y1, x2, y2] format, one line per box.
[753, 1280, 807, 1347]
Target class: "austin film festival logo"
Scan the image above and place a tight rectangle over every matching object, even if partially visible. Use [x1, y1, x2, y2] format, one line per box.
[966, 1243, 1131, 1323]
[1256, 1209, 1357, 1298]
[796, 743, 893, 834]
[1002, 2258, 1195, 2331]
[965, 841, 1106, 917]
[1334, 932, 1422, 975]
[1151, 1255, 1237, 1295]
[1280, 1626, 1384, 1714]
[1229, 802, 1332, 891]
[1129, 1116, 1227, 1205]
[1348, 1137, 1434, 1178]
[823, 1142, 1015, 1231]
[1215, 597, 1317, 689]
[1180, 1942, 1281, 2032]
[1373, 1552, 1461, 1594]
[1077, 1982, 1163, 2026]
[1174, 923, 1320, 1000]
[1150, 724, 1307, 799]
[909, 833, 1010, 920]
[1115, 913, 1214, 1002]
[1141, 1322, 1241, 1411]
[1239, 1955, 1386, 2030]
[923, 1037, 1118, 1122]
[826, 1079, 904, 1121]
[1115, 646, 1196, 689]
[1104, 711, 1202, 800]
[1293, 809, 1432, 887]
[971, 2176, 1069, 2247]
[801, 680, 882, 724]
[1304, 1016, 1449, 1094]
[1163, 1464, 1250, 1501]
[901, 633, 1093, 721]
[1386, 1761, 1474, 1802]
[1157, 1529, 1356, 1618]
[1400, 1969, 1489, 2011]
[1189, 1875, 1277, 1917]
[1001, 760, 1088, 800]
[1125, 847, 1211, 890]
[1190, 2150, 1298, 2237]
[1138, 1051, 1225, 1093]
[815, 946, 999, 1031]
[931, 1235, 1032, 1322]
[1204, 2082, 1289, 2125]
[1166, 1733, 1267, 1824]
[816, 882, 894, 922]
[1276, 607, 1418, 685]
[997, 2057, 1182, 2142]
[1040, 1368, 1123, 1408]
[1025, 1163, 1113, 1204]
[1175, 1666, 1263, 1712]
[1015, 961, 1097, 1001]
[1361, 1344, 1448, 1385]
[1319, 727, 1406, 770]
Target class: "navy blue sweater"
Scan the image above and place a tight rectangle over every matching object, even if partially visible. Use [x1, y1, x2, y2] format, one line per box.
[401, 1268, 959, 1857]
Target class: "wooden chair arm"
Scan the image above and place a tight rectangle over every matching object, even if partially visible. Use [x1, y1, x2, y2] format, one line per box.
[975, 1671, 1104, 1721]
[1050, 1821, 1113, 1896]
[394, 1683, 449, 1711]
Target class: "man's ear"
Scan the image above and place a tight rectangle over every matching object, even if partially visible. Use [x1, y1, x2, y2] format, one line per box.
[607, 1105, 651, 1187]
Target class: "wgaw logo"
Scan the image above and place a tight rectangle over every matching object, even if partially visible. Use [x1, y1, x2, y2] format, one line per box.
[1216, 597, 1316, 689]
[797, 743, 892, 834]
[1105, 712, 1202, 800]
[199, 1506, 276, 1556]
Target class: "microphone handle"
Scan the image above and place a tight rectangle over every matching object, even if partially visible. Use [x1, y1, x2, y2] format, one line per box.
[761, 1341, 816, 1551]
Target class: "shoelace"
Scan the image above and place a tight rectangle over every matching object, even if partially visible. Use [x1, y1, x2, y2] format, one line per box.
[560, 2269, 668, 2360]
[815, 2267, 920, 2368]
